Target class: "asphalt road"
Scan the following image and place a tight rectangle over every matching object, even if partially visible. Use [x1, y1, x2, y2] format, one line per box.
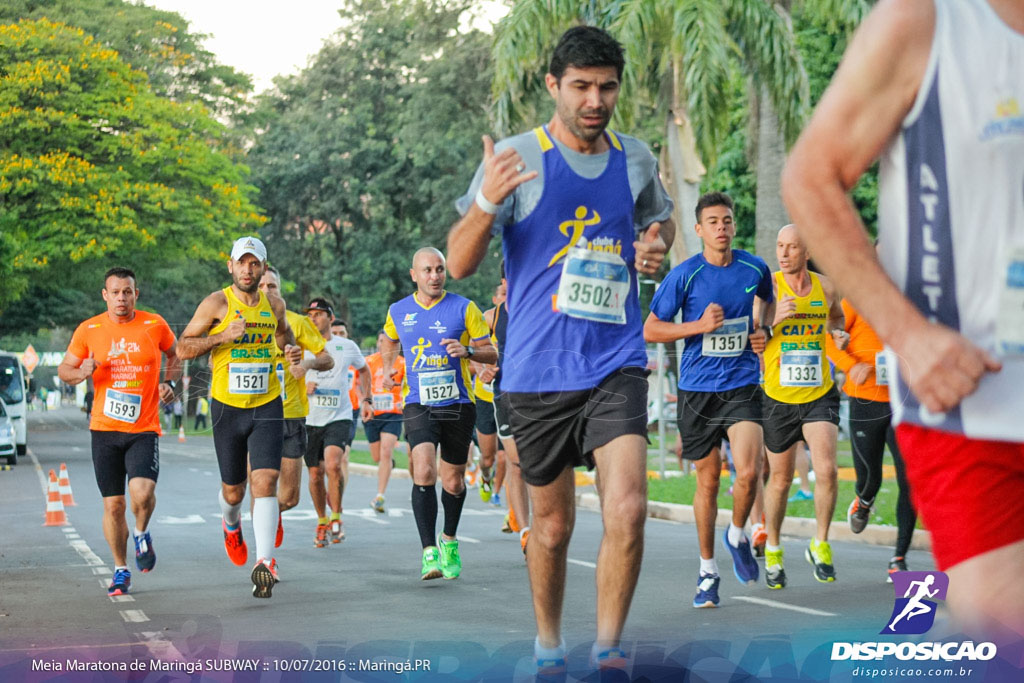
[6, 407, 1010, 682]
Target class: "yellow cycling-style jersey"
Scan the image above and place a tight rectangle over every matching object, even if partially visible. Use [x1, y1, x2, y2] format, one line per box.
[764, 271, 834, 404]
[276, 310, 325, 419]
[210, 287, 281, 408]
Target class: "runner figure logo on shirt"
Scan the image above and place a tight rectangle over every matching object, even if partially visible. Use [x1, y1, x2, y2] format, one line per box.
[881, 571, 949, 635]
[549, 205, 601, 267]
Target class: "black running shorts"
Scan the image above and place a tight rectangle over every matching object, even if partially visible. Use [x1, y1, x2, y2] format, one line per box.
[475, 398, 497, 436]
[403, 402, 476, 465]
[282, 417, 307, 460]
[91, 430, 159, 497]
[677, 384, 763, 461]
[494, 394, 514, 441]
[505, 366, 650, 487]
[305, 420, 352, 467]
[211, 398, 284, 485]
[762, 385, 841, 453]
[364, 412, 403, 444]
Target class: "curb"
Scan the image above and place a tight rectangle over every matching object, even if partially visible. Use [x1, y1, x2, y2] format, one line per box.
[577, 492, 931, 551]
[347, 462, 929, 551]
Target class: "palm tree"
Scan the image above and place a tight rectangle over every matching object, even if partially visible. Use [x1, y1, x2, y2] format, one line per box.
[491, 0, 809, 262]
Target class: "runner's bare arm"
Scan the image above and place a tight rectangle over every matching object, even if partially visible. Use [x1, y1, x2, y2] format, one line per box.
[749, 295, 774, 354]
[176, 291, 237, 360]
[358, 366, 373, 422]
[643, 305, 724, 343]
[380, 336, 401, 390]
[447, 136, 538, 279]
[821, 275, 850, 350]
[782, 0, 1000, 413]
[159, 344, 182, 403]
[301, 349, 334, 372]
[58, 351, 94, 385]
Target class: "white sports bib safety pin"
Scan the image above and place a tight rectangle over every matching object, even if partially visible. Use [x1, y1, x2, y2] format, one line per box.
[556, 238, 630, 325]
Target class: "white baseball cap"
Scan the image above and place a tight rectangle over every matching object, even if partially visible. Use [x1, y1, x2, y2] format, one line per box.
[230, 236, 267, 262]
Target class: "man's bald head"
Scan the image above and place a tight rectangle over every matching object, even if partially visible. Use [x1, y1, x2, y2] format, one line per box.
[410, 247, 447, 302]
[776, 224, 809, 275]
[412, 247, 445, 269]
[777, 224, 800, 244]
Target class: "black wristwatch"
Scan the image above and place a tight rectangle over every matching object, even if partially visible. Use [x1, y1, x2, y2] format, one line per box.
[164, 379, 177, 390]
[466, 345, 475, 358]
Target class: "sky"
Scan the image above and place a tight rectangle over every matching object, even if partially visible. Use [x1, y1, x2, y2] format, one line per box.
[144, 0, 507, 93]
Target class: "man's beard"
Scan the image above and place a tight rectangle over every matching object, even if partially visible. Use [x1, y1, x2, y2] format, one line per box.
[558, 104, 608, 143]
[233, 275, 259, 294]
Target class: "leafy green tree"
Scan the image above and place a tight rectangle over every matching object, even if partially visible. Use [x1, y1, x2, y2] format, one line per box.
[247, 0, 500, 338]
[491, 0, 809, 262]
[0, 0, 252, 122]
[0, 19, 263, 314]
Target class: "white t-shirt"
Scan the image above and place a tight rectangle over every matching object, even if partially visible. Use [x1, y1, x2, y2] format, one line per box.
[305, 335, 366, 427]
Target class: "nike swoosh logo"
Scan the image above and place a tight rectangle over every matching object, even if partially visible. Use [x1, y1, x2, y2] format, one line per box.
[745, 285, 757, 293]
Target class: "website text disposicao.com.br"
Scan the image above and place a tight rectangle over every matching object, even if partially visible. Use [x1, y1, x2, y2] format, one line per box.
[852, 665, 978, 678]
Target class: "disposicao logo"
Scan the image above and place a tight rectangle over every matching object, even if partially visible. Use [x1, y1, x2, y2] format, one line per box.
[831, 571, 997, 663]
[883, 571, 947, 635]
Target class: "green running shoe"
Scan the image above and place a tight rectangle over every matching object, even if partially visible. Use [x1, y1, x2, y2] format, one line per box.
[765, 547, 787, 590]
[438, 535, 462, 579]
[421, 546, 442, 580]
[806, 539, 836, 583]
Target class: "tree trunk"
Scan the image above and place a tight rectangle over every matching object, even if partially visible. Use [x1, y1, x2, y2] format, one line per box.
[662, 111, 706, 266]
[754, 88, 790, 264]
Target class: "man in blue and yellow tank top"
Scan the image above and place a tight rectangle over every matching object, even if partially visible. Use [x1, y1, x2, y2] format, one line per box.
[178, 236, 302, 599]
[762, 225, 850, 591]
[380, 247, 496, 582]
[448, 26, 675, 674]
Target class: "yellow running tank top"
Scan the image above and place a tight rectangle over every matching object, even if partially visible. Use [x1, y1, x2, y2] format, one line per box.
[210, 287, 281, 408]
[764, 271, 834, 404]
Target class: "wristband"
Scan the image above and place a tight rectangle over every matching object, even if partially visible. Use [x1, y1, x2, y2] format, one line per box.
[475, 188, 500, 215]
[164, 379, 176, 390]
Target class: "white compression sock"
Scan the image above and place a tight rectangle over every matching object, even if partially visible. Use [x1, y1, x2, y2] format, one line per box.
[727, 523, 744, 547]
[219, 490, 242, 527]
[252, 496, 279, 561]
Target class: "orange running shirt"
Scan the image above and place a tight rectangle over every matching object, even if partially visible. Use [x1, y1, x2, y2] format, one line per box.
[825, 299, 891, 403]
[67, 311, 176, 434]
[364, 352, 405, 415]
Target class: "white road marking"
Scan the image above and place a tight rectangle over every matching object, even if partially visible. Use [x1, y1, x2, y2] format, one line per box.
[110, 595, 135, 603]
[26, 448, 49, 495]
[70, 540, 105, 566]
[92, 567, 111, 576]
[732, 596, 838, 617]
[156, 514, 206, 525]
[568, 558, 597, 569]
[119, 610, 149, 623]
[64, 534, 80, 540]
[457, 535, 480, 544]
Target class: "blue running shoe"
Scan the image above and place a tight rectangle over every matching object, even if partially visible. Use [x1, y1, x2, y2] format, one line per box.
[489, 492, 502, 508]
[108, 568, 131, 596]
[134, 531, 156, 573]
[722, 528, 758, 584]
[693, 572, 720, 608]
[788, 489, 813, 502]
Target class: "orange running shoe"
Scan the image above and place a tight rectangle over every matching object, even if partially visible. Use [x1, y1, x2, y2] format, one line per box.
[520, 527, 530, 556]
[314, 523, 329, 548]
[275, 512, 284, 548]
[330, 519, 345, 544]
[223, 519, 248, 566]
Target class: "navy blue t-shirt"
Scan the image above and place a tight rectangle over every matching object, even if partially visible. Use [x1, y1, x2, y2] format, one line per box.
[650, 249, 773, 392]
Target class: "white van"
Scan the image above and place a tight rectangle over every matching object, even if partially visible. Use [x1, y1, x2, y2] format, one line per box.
[0, 351, 28, 457]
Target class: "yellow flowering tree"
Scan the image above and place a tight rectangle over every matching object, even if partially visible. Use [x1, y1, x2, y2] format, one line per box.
[0, 19, 264, 311]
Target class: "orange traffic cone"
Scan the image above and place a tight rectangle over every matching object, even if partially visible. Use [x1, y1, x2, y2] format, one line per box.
[178, 424, 186, 443]
[58, 463, 76, 507]
[44, 469, 68, 526]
